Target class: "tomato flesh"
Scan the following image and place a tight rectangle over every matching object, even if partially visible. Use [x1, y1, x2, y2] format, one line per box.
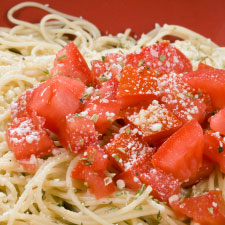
[152, 119, 204, 181]
[51, 42, 92, 84]
[210, 108, 225, 135]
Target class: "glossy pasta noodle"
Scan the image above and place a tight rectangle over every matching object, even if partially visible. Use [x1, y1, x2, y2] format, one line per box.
[0, 2, 225, 225]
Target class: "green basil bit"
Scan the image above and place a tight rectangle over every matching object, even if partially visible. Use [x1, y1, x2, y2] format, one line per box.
[84, 182, 89, 188]
[102, 56, 106, 62]
[97, 74, 108, 82]
[74, 113, 83, 118]
[57, 54, 68, 61]
[218, 146, 224, 153]
[113, 154, 120, 162]
[8, 48, 22, 55]
[125, 128, 131, 134]
[40, 68, 49, 74]
[90, 114, 99, 123]
[138, 184, 145, 195]
[208, 207, 213, 215]
[138, 59, 145, 66]
[135, 205, 143, 210]
[117, 147, 125, 153]
[159, 54, 166, 62]
[79, 137, 84, 146]
[157, 210, 162, 221]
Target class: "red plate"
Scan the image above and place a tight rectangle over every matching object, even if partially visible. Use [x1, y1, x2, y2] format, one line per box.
[1, 0, 225, 46]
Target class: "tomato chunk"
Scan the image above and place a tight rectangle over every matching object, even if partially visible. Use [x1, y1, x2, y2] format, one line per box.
[125, 41, 192, 75]
[105, 124, 153, 172]
[71, 146, 115, 199]
[210, 108, 225, 135]
[11, 88, 33, 119]
[171, 190, 225, 225]
[159, 72, 207, 123]
[71, 146, 109, 179]
[204, 130, 225, 173]
[51, 42, 92, 84]
[117, 151, 180, 202]
[117, 67, 160, 108]
[198, 62, 214, 70]
[152, 119, 204, 181]
[59, 115, 99, 154]
[183, 68, 225, 109]
[182, 157, 215, 188]
[123, 100, 182, 144]
[6, 117, 56, 171]
[27, 76, 85, 133]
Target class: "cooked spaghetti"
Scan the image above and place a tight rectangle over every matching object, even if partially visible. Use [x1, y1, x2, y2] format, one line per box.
[0, 2, 225, 225]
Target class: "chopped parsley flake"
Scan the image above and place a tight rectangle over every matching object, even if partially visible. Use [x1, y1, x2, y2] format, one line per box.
[8, 48, 22, 55]
[159, 54, 166, 62]
[135, 205, 143, 210]
[84, 182, 89, 188]
[40, 68, 49, 74]
[157, 210, 162, 221]
[117, 147, 125, 153]
[79, 137, 84, 146]
[90, 114, 99, 123]
[102, 56, 106, 62]
[138, 59, 145, 66]
[57, 54, 68, 61]
[208, 207, 214, 215]
[137, 184, 145, 195]
[125, 128, 131, 134]
[113, 154, 120, 162]
[97, 74, 108, 82]
[218, 147, 224, 153]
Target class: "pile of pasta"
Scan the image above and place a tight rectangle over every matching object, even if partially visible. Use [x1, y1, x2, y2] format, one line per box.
[0, 2, 225, 225]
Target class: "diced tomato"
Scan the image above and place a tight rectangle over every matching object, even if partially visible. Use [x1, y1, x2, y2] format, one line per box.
[91, 60, 109, 86]
[59, 116, 99, 154]
[11, 88, 33, 119]
[152, 119, 204, 181]
[210, 108, 225, 135]
[71, 146, 109, 179]
[204, 130, 225, 173]
[117, 151, 180, 202]
[182, 157, 215, 187]
[105, 53, 124, 64]
[83, 99, 120, 134]
[125, 41, 192, 75]
[117, 67, 160, 108]
[19, 158, 37, 174]
[71, 146, 115, 199]
[159, 72, 207, 123]
[123, 100, 182, 145]
[198, 62, 214, 70]
[105, 124, 153, 172]
[51, 42, 92, 84]
[27, 76, 85, 133]
[171, 190, 225, 225]
[6, 117, 56, 171]
[183, 67, 225, 109]
[84, 170, 115, 199]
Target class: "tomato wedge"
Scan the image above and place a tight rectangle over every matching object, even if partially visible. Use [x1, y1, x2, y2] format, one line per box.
[152, 119, 204, 181]
[51, 42, 92, 84]
[209, 108, 225, 135]
[125, 41, 192, 74]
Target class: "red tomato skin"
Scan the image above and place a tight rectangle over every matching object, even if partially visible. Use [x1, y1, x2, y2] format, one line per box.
[117, 67, 160, 108]
[125, 41, 192, 74]
[84, 170, 115, 199]
[171, 191, 225, 225]
[105, 124, 152, 172]
[51, 42, 92, 84]
[183, 68, 225, 109]
[6, 117, 56, 161]
[182, 157, 215, 188]
[27, 76, 85, 133]
[71, 146, 109, 180]
[204, 130, 225, 173]
[59, 116, 99, 154]
[210, 108, 225, 135]
[197, 62, 214, 70]
[152, 119, 204, 181]
[117, 151, 180, 202]
[11, 88, 33, 119]
[122, 100, 182, 145]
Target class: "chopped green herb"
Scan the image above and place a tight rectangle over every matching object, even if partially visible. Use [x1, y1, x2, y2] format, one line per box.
[82, 93, 91, 99]
[8, 48, 22, 55]
[84, 182, 89, 188]
[65, 75, 71, 77]
[102, 56, 106, 62]
[115, 192, 123, 196]
[90, 114, 99, 123]
[135, 205, 143, 210]
[157, 210, 162, 221]
[108, 207, 117, 213]
[75, 77, 81, 81]
[179, 195, 186, 203]
[125, 128, 131, 134]
[137, 184, 145, 195]
[79, 99, 84, 103]
[40, 68, 49, 74]
[211, 111, 217, 116]
[144, 66, 151, 69]
[218, 147, 224, 153]
[104, 177, 112, 186]
[138, 59, 145, 66]
[57, 54, 68, 61]
[97, 74, 108, 82]
[136, 172, 139, 176]
[208, 207, 213, 215]
[79, 137, 84, 146]
[119, 60, 124, 68]
[74, 113, 83, 118]
[113, 154, 120, 162]
[107, 118, 114, 122]
[159, 54, 166, 62]
[117, 147, 125, 153]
